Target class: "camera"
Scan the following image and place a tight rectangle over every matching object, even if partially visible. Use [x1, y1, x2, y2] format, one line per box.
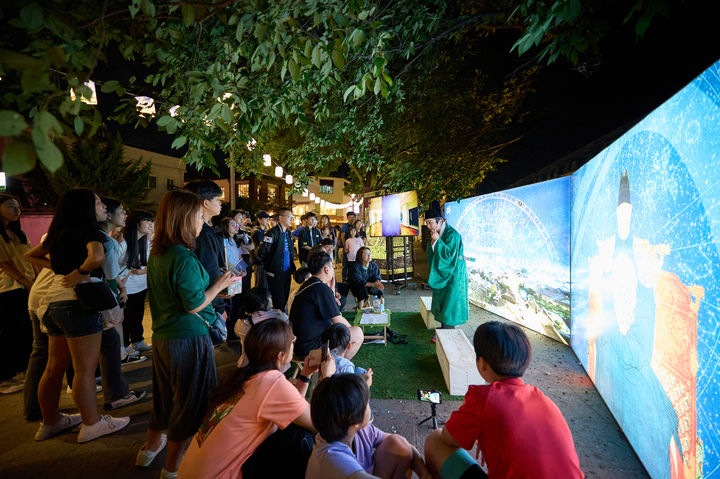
[417, 388, 442, 404]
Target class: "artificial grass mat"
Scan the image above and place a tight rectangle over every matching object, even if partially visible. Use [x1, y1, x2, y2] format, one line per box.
[343, 311, 464, 401]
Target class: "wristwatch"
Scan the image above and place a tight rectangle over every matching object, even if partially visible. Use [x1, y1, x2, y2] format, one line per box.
[297, 374, 311, 384]
[78, 266, 90, 275]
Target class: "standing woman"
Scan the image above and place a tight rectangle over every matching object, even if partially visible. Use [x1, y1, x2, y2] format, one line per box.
[319, 214, 336, 264]
[135, 190, 233, 478]
[25, 189, 129, 442]
[0, 193, 35, 394]
[122, 210, 155, 354]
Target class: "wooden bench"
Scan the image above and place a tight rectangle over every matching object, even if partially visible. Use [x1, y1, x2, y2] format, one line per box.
[420, 296, 442, 329]
[436, 329, 485, 395]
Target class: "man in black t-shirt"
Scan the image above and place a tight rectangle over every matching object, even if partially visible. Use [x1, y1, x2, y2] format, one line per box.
[289, 251, 363, 359]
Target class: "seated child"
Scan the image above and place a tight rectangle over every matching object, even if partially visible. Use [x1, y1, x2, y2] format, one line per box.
[320, 323, 371, 380]
[234, 287, 288, 367]
[348, 247, 384, 309]
[293, 266, 311, 285]
[424, 321, 584, 479]
[306, 374, 430, 479]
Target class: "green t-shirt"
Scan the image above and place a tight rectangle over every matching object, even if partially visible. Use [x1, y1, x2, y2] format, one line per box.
[148, 244, 217, 340]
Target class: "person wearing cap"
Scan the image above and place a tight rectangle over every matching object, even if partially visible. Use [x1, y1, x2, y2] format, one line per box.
[425, 201, 468, 334]
[251, 211, 271, 289]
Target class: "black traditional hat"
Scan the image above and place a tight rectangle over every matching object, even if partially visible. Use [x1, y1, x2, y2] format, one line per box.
[425, 201, 443, 220]
[618, 170, 630, 205]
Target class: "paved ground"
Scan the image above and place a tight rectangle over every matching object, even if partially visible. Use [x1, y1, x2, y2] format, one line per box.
[0, 241, 649, 478]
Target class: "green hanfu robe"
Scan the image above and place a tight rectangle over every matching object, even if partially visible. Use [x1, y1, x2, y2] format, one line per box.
[427, 223, 468, 327]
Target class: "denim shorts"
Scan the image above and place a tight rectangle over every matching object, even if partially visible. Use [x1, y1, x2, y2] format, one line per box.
[43, 301, 103, 338]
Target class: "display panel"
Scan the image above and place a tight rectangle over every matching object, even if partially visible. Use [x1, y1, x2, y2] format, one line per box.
[570, 60, 720, 479]
[445, 177, 571, 344]
[367, 191, 420, 237]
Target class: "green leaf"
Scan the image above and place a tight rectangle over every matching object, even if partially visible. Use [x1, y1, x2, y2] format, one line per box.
[20, 2, 44, 30]
[221, 104, 233, 124]
[254, 22, 267, 40]
[311, 46, 322, 68]
[140, 0, 156, 17]
[331, 47, 345, 69]
[74, 116, 84, 135]
[350, 29, 366, 49]
[171, 135, 187, 149]
[373, 77, 381, 95]
[35, 111, 63, 136]
[181, 4, 195, 26]
[156, 115, 173, 127]
[288, 59, 300, 82]
[0, 111, 28, 136]
[343, 85, 356, 102]
[129, 0, 142, 18]
[358, 10, 370, 21]
[31, 124, 63, 172]
[1, 138, 37, 176]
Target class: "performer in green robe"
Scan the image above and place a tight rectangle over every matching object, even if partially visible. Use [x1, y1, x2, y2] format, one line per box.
[425, 201, 468, 328]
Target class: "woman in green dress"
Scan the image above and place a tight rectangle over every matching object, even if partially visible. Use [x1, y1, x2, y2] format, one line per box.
[425, 201, 468, 332]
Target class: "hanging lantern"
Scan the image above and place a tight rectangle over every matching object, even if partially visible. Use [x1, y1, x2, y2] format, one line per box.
[309, 193, 316, 201]
[274, 166, 283, 177]
[263, 154, 272, 166]
[285, 174, 293, 184]
[302, 189, 309, 197]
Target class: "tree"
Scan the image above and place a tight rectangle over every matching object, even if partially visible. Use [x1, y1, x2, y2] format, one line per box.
[52, 130, 152, 210]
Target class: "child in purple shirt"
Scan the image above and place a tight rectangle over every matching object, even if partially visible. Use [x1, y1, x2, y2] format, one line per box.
[306, 374, 430, 478]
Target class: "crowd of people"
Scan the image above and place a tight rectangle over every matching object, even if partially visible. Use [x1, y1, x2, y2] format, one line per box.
[0, 183, 583, 479]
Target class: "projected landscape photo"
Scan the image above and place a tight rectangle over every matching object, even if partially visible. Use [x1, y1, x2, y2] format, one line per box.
[570, 60, 720, 479]
[445, 177, 571, 344]
[368, 190, 420, 237]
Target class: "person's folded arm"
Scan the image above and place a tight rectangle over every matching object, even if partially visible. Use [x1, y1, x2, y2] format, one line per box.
[24, 243, 51, 270]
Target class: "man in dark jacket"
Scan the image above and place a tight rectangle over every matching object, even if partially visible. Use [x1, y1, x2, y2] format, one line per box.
[298, 212, 322, 266]
[185, 180, 242, 319]
[256, 207, 296, 312]
[251, 211, 270, 288]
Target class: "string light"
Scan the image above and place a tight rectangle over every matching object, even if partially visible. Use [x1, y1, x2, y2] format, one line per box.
[274, 166, 283, 177]
[285, 174, 293, 185]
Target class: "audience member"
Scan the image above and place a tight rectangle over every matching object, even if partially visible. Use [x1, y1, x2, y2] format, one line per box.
[184, 180, 237, 320]
[135, 190, 233, 477]
[234, 287, 288, 367]
[299, 212, 322, 266]
[353, 219, 367, 242]
[178, 318, 335, 479]
[256, 207, 296, 312]
[120, 210, 154, 354]
[309, 244, 348, 310]
[219, 216, 248, 336]
[320, 323, 370, 379]
[339, 211, 357, 282]
[348, 247, 384, 310]
[251, 211, 271, 288]
[289, 252, 363, 360]
[231, 210, 254, 293]
[344, 227, 364, 272]
[424, 321, 584, 479]
[25, 189, 129, 442]
[0, 193, 35, 394]
[98, 197, 146, 409]
[306, 374, 430, 479]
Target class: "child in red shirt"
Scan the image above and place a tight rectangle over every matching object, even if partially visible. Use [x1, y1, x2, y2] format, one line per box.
[424, 321, 584, 479]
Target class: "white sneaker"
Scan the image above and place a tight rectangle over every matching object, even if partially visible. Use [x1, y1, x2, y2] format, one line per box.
[135, 434, 168, 467]
[132, 340, 152, 351]
[77, 415, 130, 443]
[160, 468, 178, 479]
[122, 355, 148, 367]
[35, 413, 82, 441]
[0, 379, 23, 394]
[125, 345, 137, 356]
[105, 390, 147, 410]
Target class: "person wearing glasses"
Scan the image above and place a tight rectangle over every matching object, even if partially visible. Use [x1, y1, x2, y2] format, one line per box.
[256, 207, 297, 312]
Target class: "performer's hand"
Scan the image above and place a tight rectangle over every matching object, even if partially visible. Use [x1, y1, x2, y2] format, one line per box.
[431, 230, 440, 243]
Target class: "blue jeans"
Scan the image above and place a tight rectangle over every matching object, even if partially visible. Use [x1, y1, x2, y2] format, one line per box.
[43, 301, 103, 338]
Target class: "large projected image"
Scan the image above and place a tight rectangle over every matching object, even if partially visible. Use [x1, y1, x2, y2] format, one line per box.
[445, 177, 571, 343]
[571, 61, 720, 479]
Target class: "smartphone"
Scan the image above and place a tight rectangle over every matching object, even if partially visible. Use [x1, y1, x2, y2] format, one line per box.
[417, 388, 442, 404]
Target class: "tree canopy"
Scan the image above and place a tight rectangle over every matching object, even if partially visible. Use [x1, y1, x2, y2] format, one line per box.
[0, 0, 671, 205]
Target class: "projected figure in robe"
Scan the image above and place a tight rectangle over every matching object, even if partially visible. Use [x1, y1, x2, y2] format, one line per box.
[425, 201, 468, 328]
[586, 171, 700, 479]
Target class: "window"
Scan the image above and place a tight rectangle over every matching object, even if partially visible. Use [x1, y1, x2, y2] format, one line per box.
[320, 179, 334, 194]
[148, 176, 157, 189]
[219, 186, 226, 200]
[238, 183, 249, 198]
[166, 178, 175, 191]
[267, 184, 277, 200]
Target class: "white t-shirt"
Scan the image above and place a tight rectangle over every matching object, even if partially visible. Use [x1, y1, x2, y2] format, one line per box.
[0, 231, 34, 294]
[121, 239, 151, 295]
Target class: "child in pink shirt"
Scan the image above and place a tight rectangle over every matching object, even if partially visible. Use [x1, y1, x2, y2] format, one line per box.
[178, 319, 335, 479]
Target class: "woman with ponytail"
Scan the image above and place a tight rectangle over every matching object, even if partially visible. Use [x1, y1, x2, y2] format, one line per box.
[178, 318, 335, 479]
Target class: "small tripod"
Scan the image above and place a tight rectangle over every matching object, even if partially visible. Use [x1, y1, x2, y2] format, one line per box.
[418, 402, 440, 430]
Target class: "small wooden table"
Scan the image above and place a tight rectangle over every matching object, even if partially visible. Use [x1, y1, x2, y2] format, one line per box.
[354, 309, 391, 346]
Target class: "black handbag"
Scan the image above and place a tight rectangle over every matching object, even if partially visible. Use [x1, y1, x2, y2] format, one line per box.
[75, 281, 118, 312]
[194, 312, 227, 346]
